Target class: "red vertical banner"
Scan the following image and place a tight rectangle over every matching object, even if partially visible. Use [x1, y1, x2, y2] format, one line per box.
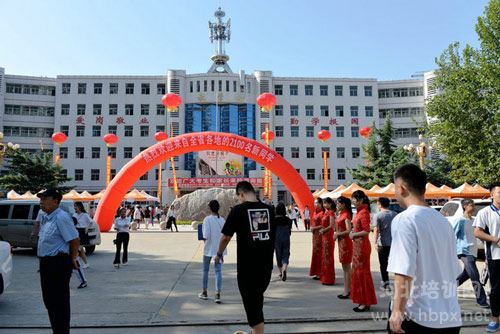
[106, 155, 112, 187]
[157, 162, 162, 203]
[323, 151, 328, 191]
[54, 154, 61, 165]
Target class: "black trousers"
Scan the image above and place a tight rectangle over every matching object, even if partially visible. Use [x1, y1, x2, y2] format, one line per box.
[378, 246, 391, 283]
[387, 304, 461, 334]
[167, 217, 178, 231]
[39, 254, 73, 334]
[114, 232, 129, 264]
[291, 218, 298, 229]
[237, 269, 272, 328]
[488, 259, 500, 317]
[304, 219, 310, 230]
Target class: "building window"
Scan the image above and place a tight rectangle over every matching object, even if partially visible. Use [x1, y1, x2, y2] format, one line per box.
[156, 125, 165, 132]
[78, 83, 86, 94]
[92, 125, 101, 137]
[108, 125, 117, 135]
[335, 85, 343, 96]
[125, 83, 134, 94]
[109, 104, 118, 115]
[275, 105, 283, 116]
[189, 81, 193, 93]
[290, 105, 299, 116]
[290, 85, 298, 96]
[141, 83, 150, 95]
[352, 147, 361, 158]
[350, 85, 358, 96]
[60, 125, 69, 136]
[291, 126, 299, 137]
[205, 80, 208, 92]
[110, 83, 118, 94]
[75, 169, 84, 181]
[350, 106, 359, 117]
[409, 87, 423, 96]
[305, 105, 314, 116]
[305, 85, 313, 96]
[157, 104, 166, 115]
[125, 104, 134, 115]
[61, 104, 70, 115]
[223, 80, 228, 92]
[365, 106, 374, 117]
[321, 168, 331, 180]
[307, 168, 315, 180]
[320, 85, 328, 96]
[274, 84, 283, 95]
[319, 105, 329, 117]
[291, 147, 300, 158]
[322, 147, 330, 158]
[139, 172, 149, 181]
[157, 83, 166, 94]
[306, 126, 314, 137]
[336, 126, 344, 137]
[141, 104, 149, 115]
[335, 105, 344, 117]
[92, 104, 102, 115]
[91, 169, 100, 181]
[364, 85, 372, 96]
[91, 147, 100, 159]
[59, 147, 68, 159]
[196, 81, 201, 93]
[337, 147, 345, 158]
[124, 126, 133, 137]
[337, 169, 346, 180]
[76, 126, 85, 137]
[351, 126, 359, 137]
[94, 83, 102, 94]
[306, 147, 315, 158]
[124, 147, 133, 159]
[275, 126, 284, 137]
[75, 147, 84, 159]
[77, 104, 86, 115]
[275, 147, 284, 157]
[321, 126, 329, 131]
[108, 147, 116, 158]
[211, 80, 215, 92]
[140, 126, 149, 137]
[62, 83, 71, 94]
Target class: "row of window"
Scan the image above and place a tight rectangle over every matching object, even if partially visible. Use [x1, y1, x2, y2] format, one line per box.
[189, 80, 249, 94]
[61, 82, 166, 95]
[274, 105, 374, 117]
[379, 107, 424, 119]
[274, 84, 373, 97]
[59, 124, 179, 137]
[67, 168, 158, 181]
[393, 128, 419, 138]
[2, 126, 52, 138]
[58, 146, 180, 161]
[60, 104, 178, 117]
[6, 84, 56, 96]
[5, 105, 55, 117]
[271, 126, 362, 138]
[273, 146, 361, 159]
[378, 87, 423, 98]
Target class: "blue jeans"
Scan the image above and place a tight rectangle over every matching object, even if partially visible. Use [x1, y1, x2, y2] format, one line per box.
[457, 254, 487, 305]
[203, 255, 222, 292]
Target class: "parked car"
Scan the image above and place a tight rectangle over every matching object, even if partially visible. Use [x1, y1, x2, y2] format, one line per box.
[440, 199, 492, 254]
[0, 241, 12, 295]
[0, 200, 100, 254]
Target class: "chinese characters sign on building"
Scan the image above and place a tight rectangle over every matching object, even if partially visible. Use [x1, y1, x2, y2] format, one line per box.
[168, 177, 264, 189]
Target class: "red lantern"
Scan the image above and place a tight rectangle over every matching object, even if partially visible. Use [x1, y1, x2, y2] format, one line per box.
[256, 92, 277, 112]
[317, 130, 331, 142]
[260, 131, 275, 142]
[161, 93, 182, 112]
[359, 127, 372, 138]
[155, 131, 168, 142]
[51, 132, 67, 145]
[103, 133, 119, 147]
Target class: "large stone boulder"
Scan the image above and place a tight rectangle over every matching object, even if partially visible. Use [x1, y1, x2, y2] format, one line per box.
[172, 188, 238, 221]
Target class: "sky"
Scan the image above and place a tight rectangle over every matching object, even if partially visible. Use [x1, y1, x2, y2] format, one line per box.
[0, 0, 491, 80]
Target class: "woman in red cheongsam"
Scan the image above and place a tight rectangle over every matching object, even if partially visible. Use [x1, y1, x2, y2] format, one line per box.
[319, 197, 336, 285]
[349, 190, 377, 312]
[309, 198, 324, 279]
[335, 196, 353, 299]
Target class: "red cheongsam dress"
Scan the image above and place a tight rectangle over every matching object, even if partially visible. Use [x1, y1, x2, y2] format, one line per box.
[336, 210, 353, 264]
[309, 209, 324, 277]
[320, 209, 335, 285]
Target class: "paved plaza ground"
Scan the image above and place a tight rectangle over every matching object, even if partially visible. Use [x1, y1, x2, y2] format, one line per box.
[0, 227, 492, 333]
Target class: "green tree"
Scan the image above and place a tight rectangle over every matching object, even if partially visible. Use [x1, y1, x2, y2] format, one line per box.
[426, 0, 500, 185]
[0, 149, 73, 194]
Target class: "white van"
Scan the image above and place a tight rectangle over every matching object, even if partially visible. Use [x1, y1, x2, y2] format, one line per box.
[0, 200, 101, 254]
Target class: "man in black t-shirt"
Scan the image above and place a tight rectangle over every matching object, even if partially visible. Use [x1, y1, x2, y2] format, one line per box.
[215, 181, 275, 334]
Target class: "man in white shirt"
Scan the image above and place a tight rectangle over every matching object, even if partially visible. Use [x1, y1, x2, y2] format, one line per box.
[474, 182, 500, 332]
[113, 208, 131, 268]
[387, 164, 461, 333]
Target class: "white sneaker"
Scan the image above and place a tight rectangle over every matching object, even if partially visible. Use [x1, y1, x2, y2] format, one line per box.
[113, 263, 120, 269]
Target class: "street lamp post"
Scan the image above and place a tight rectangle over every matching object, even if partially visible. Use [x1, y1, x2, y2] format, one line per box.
[103, 134, 119, 187]
[317, 130, 332, 190]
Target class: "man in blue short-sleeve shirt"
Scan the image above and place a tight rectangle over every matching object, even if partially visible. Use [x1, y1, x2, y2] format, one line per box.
[37, 189, 79, 334]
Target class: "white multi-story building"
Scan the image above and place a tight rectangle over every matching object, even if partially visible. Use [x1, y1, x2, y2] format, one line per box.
[0, 7, 430, 204]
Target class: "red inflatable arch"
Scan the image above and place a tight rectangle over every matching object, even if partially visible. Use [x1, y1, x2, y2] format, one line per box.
[94, 132, 314, 232]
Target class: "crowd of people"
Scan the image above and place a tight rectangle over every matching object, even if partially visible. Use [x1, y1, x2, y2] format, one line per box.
[32, 165, 500, 334]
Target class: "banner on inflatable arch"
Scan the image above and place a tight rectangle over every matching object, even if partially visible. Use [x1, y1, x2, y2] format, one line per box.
[94, 132, 314, 232]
